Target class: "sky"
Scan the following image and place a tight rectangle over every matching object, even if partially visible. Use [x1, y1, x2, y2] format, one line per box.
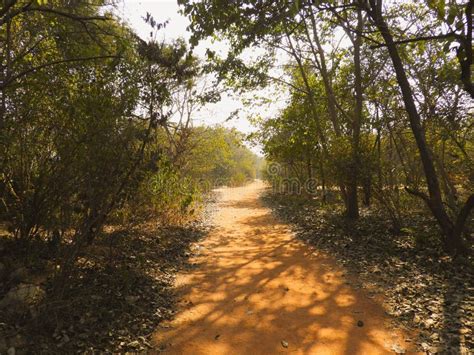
[118, 0, 286, 154]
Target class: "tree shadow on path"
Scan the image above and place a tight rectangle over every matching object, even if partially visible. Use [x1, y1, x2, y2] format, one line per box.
[152, 183, 416, 354]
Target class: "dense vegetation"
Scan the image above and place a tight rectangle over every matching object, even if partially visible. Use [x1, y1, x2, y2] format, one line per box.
[180, 0, 473, 254]
[177, 0, 473, 351]
[0, 0, 472, 352]
[0, 1, 257, 351]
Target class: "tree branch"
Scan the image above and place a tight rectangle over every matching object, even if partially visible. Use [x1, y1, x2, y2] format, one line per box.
[24, 6, 109, 22]
[0, 0, 33, 27]
[1, 55, 120, 89]
[405, 186, 430, 203]
[453, 194, 474, 239]
[1, 3, 109, 27]
[370, 32, 457, 49]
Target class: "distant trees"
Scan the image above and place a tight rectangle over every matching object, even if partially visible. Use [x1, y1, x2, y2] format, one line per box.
[129, 125, 258, 224]
[179, 0, 473, 253]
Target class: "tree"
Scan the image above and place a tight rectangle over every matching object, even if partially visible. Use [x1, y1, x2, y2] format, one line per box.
[178, 0, 473, 253]
[358, 0, 473, 252]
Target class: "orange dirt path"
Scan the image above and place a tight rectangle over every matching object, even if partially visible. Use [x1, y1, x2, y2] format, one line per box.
[152, 181, 417, 354]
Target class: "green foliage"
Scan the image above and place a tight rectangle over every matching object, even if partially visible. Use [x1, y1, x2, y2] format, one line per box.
[181, 0, 473, 250]
[1, 2, 142, 240]
[0, 1, 255, 246]
[120, 125, 258, 225]
[184, 126, 258, 186]
[137, 158, 200, 225]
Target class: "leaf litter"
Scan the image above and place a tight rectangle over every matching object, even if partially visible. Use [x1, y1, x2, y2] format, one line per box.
[0, 197, 217, 353]
[263, 193, 473, 354]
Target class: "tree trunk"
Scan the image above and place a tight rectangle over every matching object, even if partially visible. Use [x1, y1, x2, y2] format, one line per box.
[304, 11, 354, 212]
[318, 151, 327, 204]
[306, 9, 342, 136]
[346, 8, 364, 219]
[363, 176, 371, 206]
[367, 4, 468, 252]
[307, 155, 313, 180]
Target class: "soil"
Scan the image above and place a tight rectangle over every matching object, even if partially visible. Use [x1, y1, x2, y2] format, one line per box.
[152, 181, 418, 354]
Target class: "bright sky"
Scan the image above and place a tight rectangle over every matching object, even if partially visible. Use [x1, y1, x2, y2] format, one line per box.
[118, 0, 286, 154]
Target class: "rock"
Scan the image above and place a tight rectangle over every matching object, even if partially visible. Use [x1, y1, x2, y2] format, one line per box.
[281, 340, 289, 348]
[357, 320, 364, 327]
[214, 334, 220, 340]
[0, 283, 45, 310]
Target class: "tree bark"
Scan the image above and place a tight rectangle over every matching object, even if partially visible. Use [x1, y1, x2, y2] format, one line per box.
[366, 2, 469, 252]
[306, 8, 342, 136]
[346, 8, 364, 218]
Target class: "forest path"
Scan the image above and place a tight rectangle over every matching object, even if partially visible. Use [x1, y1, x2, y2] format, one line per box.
[152, 180, 416, 354]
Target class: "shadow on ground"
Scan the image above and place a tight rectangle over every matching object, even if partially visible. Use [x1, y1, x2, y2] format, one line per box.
[263, 192, 473, 354]
[0, 221, 208, 353]
[153, 185, 413, 354]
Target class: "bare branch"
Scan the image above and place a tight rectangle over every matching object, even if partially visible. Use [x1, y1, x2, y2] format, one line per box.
[404, 186, 430, 202]
[370, 32, 457, 49]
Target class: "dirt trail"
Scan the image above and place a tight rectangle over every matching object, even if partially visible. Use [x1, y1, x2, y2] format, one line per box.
[153, 181, 416, 354]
